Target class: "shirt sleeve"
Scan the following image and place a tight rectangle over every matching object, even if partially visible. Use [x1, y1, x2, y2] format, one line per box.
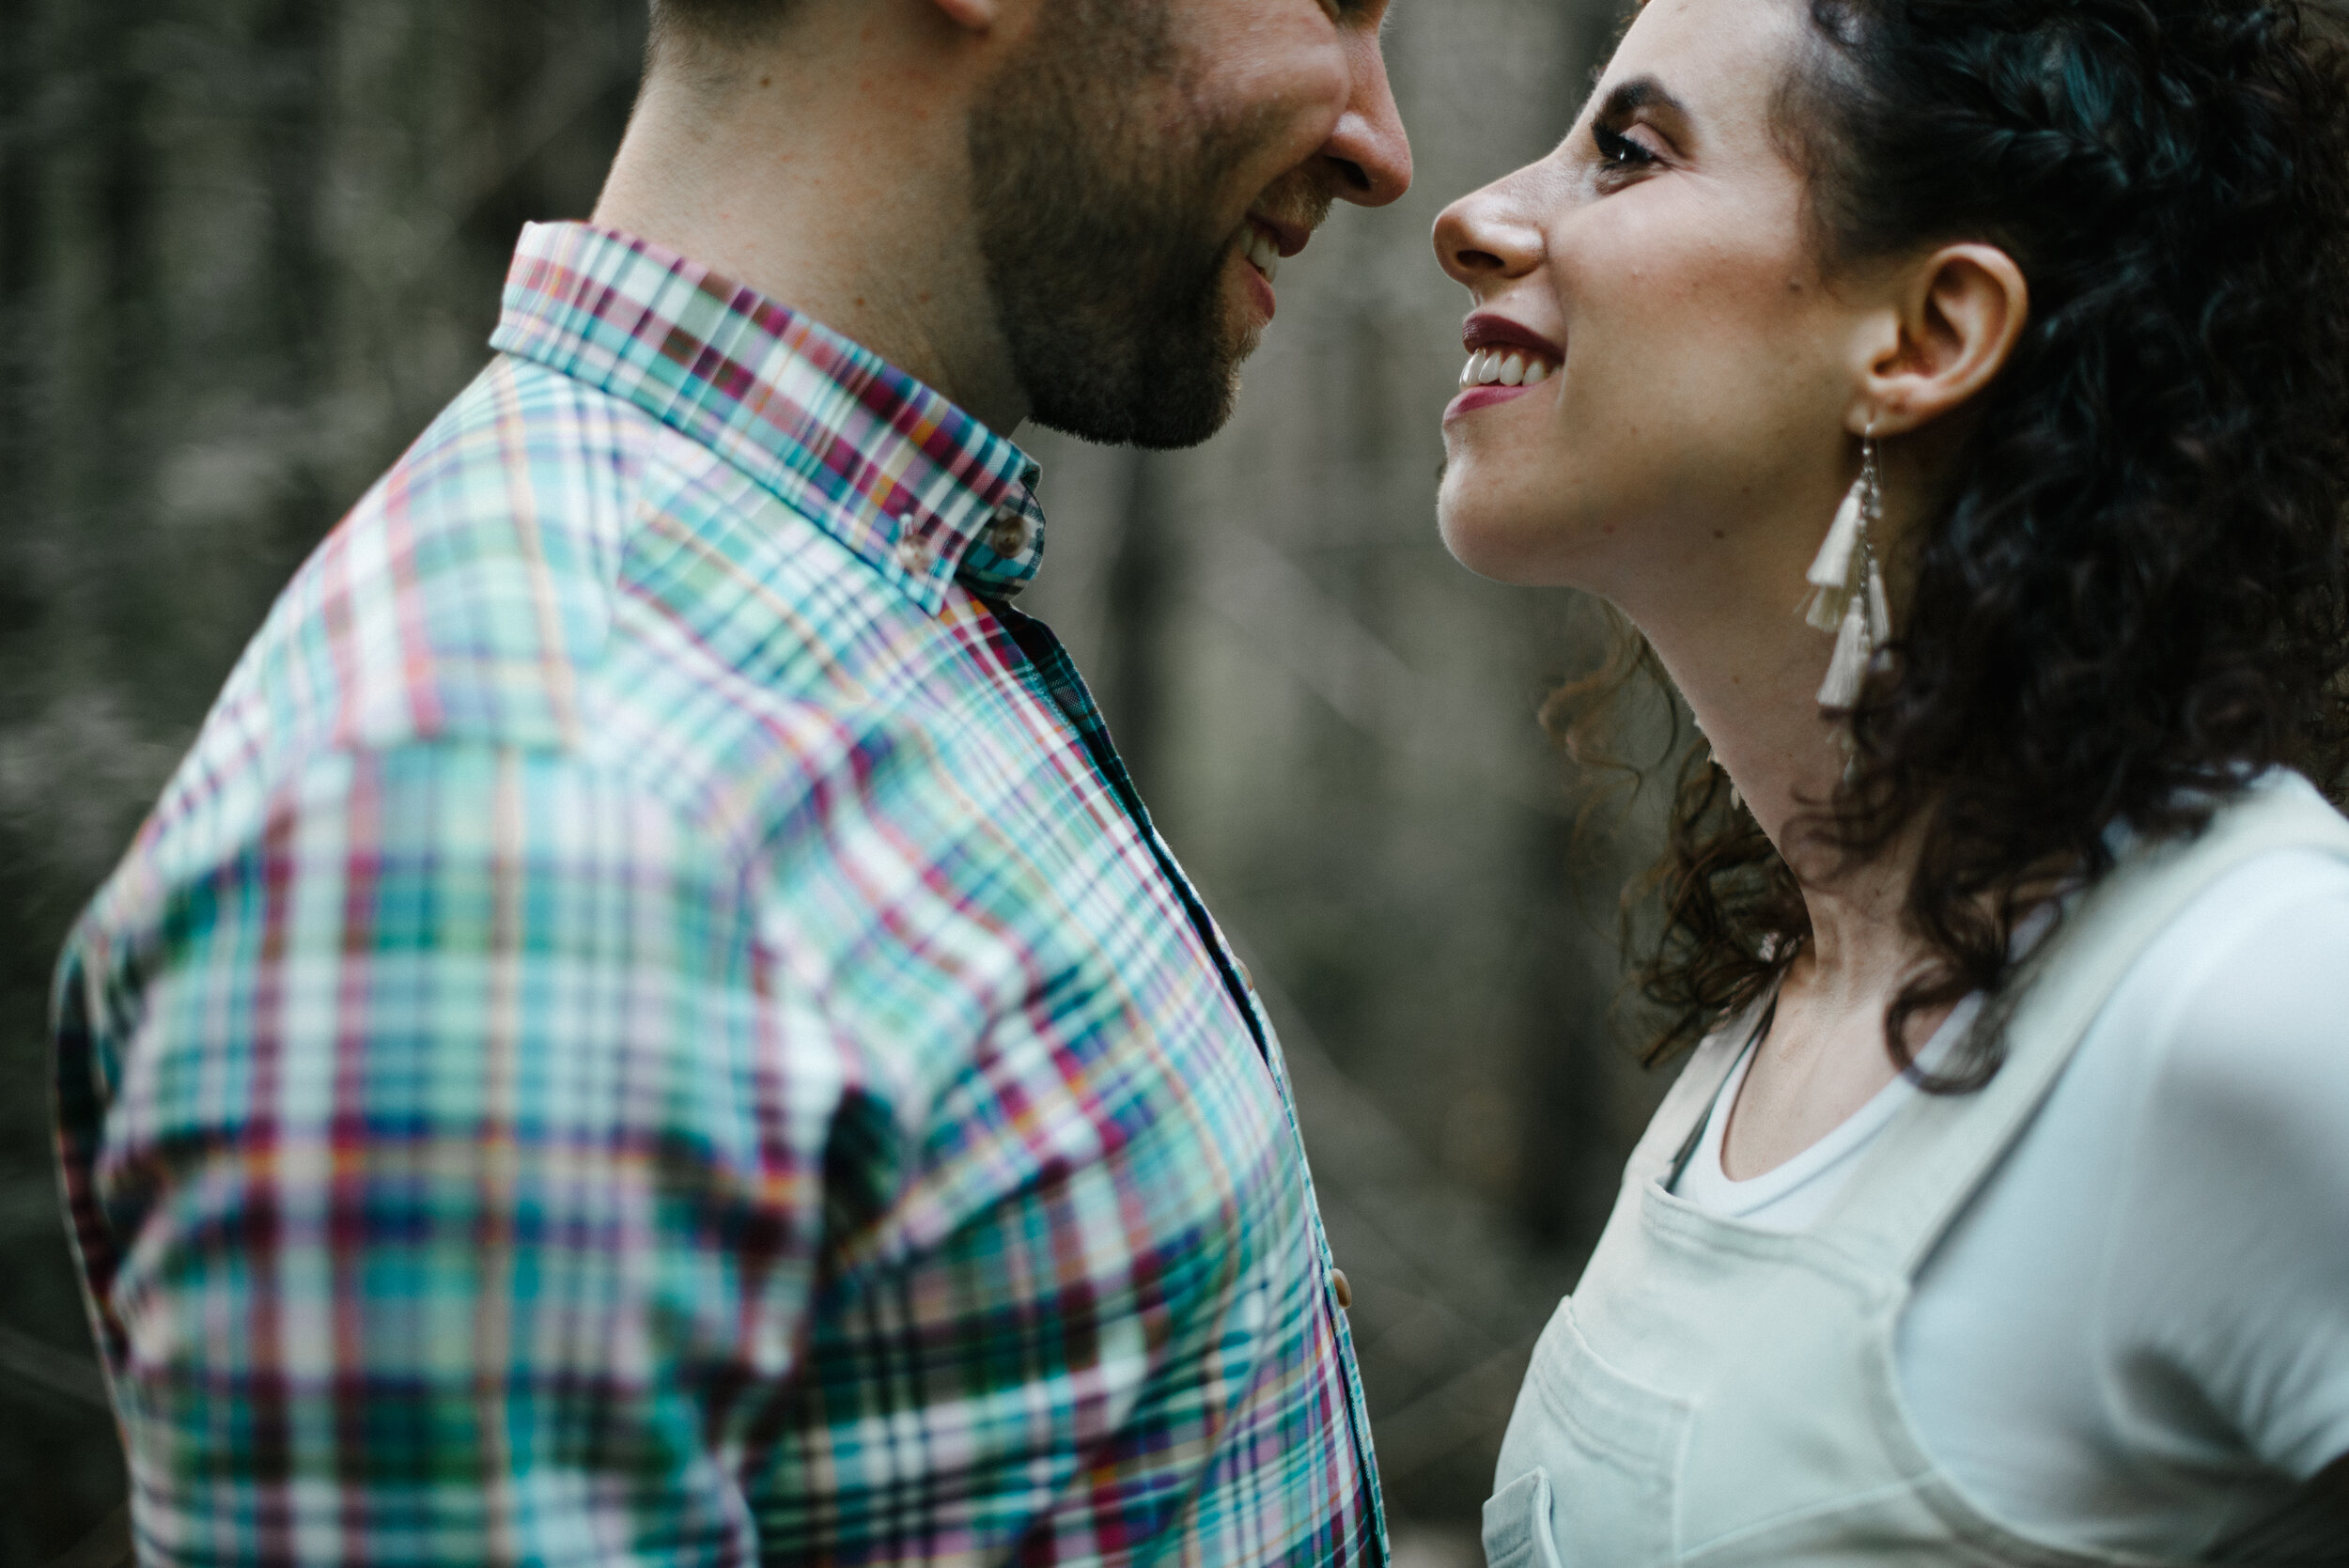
[75, 739, 837, 1566]
[2115, 849, 2349, 1484]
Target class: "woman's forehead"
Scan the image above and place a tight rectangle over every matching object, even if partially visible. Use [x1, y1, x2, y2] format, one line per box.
[1605, 0, 1806, 116]
[1585, 0, 1809, 162]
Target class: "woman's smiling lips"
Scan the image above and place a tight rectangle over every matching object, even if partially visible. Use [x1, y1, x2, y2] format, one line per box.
[1447, 312, 1565, 420]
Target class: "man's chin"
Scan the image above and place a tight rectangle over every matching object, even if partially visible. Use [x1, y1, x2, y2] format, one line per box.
[1221, 305, 1267, 387]
[1022, 341, 1246, 449]
[1124, 308, 1261, 448]
[1028, 384, 1238, 451]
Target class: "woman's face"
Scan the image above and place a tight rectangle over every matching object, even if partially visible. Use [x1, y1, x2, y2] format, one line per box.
[1434, 0, 1860, 605]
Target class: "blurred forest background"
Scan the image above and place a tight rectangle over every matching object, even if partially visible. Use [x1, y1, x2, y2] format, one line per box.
[0, 1, 1686, 1561]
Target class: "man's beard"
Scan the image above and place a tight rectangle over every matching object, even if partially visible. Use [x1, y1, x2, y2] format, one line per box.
[968, 0, 1272, 450]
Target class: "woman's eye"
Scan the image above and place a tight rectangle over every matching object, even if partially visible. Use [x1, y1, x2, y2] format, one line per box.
[1594, 123, 1658, 173]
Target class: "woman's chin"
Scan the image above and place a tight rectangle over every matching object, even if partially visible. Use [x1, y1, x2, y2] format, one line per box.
[1438, 455, 1624, 587]
[1437, 502, 1567, 587]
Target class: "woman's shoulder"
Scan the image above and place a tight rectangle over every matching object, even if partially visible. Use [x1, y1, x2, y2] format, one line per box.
[2090, 831, 2349, 1483]
[2096, 818, 2349, 1200]
[2118, 824, 2349, 1107]
[2090, 771, 2349, 1079]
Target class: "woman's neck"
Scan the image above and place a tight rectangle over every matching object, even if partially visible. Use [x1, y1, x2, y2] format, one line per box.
[1622, 534, 1926, 993]
[1636, 568, 1947, 1176]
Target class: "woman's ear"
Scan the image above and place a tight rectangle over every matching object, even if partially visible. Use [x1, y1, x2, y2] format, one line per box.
[1858, 243, 2030, 435]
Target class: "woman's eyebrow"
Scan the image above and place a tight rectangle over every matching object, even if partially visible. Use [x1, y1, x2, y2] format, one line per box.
[1595, 74, 1693, 127]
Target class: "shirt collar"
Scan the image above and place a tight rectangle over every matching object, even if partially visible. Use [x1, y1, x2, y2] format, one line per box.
[490, 221, 1046, 611]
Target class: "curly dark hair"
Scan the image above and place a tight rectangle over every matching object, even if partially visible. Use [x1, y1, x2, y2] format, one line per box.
[1570, 0, 2349, 1085]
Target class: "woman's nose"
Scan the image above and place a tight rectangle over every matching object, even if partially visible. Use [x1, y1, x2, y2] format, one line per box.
[1435, 179, 1543, 289]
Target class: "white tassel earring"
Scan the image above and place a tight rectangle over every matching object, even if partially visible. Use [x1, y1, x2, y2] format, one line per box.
[1803, 425, 1890, 709]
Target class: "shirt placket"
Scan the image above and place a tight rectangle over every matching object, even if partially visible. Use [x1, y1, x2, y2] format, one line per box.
[980, 593, 1391, 1562]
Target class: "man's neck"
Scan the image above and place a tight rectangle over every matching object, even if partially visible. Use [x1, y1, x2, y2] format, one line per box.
[592, 16, 1032, 436]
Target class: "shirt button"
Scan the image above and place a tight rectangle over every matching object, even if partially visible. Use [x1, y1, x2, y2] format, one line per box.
[987, 510, 1033, 558]
[1331, 1268, 1354, 1312]
[894, 535, 930, 574]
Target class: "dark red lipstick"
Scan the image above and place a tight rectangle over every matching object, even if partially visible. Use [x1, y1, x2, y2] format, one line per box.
[1448, 313, 1565, 421]
[1462, 313, 1564, 363]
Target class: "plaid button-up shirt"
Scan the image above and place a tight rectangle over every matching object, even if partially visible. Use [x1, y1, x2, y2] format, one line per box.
[53, 222, 1385, 1567]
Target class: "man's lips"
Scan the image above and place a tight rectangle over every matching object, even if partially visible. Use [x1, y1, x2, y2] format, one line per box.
[1240, 214, 1310, 285]
[1239, 253, 1279, 322]
[1251, 212, 1312, 259]
[1235, 214, 1311, 323]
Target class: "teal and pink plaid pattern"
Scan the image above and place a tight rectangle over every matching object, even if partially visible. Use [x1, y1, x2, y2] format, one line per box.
[54, 222, 1384, 1567]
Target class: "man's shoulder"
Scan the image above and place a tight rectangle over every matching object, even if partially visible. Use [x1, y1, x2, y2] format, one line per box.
[120, 354, 981, 908]
[244, 352, 652, 756]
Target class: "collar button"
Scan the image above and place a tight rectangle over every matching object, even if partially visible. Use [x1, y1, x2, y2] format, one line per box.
[986, 510, 1034, 559]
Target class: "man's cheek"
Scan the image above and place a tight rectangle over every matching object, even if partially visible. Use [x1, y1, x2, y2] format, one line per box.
[1183, 18, 1348, 140]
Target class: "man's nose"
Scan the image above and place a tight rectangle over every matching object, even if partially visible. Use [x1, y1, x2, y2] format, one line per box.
[1320, 28, 1411, 208]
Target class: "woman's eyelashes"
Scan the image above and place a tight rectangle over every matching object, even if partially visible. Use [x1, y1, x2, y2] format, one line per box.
[1593, 121, 1661, 183]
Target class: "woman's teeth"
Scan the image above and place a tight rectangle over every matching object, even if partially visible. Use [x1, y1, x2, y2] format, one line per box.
[1458, 349, 1555, 389]
[1246, 230, 1282, 283]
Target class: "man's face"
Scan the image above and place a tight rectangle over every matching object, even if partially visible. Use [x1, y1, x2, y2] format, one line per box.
[970, 0, 1408, 449]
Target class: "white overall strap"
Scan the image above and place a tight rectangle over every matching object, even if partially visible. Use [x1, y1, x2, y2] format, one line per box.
[1626, 996, 1770, 1191]
[1820, 775, 2349, 1278]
